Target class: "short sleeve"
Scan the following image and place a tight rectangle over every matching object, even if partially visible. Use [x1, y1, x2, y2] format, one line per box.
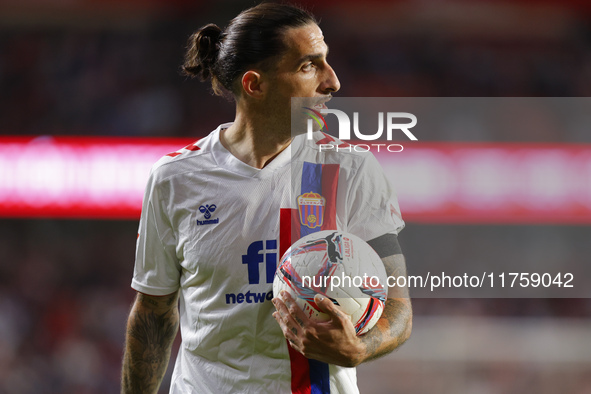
[131, 168, 181, 295]
[346, 153, 405, 241]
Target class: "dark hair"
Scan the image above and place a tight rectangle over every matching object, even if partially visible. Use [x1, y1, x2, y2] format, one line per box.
[182, 3, 317, 96]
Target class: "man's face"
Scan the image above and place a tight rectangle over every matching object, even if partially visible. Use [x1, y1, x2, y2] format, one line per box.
[263, 23, 340, 132]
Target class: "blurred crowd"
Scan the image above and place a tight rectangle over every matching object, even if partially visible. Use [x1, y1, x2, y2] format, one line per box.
[0, 220, 135, 393]
[0, 25, 221, 137]
[2, 3, 591, 140]
[0, 220, 589, 393]
[1, 0, 591, 393]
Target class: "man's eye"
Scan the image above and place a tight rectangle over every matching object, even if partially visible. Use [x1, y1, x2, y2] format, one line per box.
[302, 62, 314, 71]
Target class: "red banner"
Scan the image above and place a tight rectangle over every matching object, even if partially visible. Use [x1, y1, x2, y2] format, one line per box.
[377, 142, 591, 224]
[0, 136, 193, 219]
[1, 137, 590, 223]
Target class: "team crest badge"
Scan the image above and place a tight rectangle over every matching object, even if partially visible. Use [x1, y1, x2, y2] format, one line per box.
[297, 192, 326, 229]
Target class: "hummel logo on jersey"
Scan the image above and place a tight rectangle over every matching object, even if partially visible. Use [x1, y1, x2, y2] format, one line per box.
[197, 204, 219, 225]
[199, 204, 216, 219]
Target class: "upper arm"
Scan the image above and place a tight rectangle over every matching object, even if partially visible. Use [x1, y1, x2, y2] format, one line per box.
[132, 291, 180, 315]
[133, 169, 181, 296]
[380, 254, 410, 300]
[126, 291, 180, 354]
[366, 233, 409, 299]
[347, 154, 405, 240]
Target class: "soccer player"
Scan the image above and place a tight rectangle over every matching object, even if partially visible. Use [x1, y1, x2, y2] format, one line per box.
[121, 3, 412, 393]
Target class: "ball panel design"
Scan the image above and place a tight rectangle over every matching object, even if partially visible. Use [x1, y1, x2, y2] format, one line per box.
[273, 230, 387, 335]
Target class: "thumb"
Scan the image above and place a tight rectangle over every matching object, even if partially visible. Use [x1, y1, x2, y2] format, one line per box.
[314, 294, 343, 320]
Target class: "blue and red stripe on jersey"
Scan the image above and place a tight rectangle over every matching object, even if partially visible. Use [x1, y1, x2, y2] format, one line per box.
[292, 162, 339, 241]
[280, 161, 340, 394]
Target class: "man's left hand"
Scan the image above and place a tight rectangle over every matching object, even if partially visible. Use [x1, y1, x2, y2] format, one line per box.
[272, 291, 365, 367]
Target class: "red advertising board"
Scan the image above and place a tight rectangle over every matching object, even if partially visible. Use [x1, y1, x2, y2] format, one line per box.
[1, 136, 590, 223]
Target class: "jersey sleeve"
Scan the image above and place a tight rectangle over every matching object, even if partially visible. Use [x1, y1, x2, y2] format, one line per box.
[131, 166, 181, 295]
[346, 153, 405, 241]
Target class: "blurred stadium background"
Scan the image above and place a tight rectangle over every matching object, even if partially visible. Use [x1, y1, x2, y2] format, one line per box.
[1, 0, 591, 393]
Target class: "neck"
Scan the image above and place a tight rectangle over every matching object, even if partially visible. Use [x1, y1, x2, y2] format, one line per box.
[220, 111, 292, 169]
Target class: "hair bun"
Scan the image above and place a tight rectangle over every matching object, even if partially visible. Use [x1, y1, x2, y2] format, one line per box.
[182, 4, 317, 97]
[182, 23, 223, 81]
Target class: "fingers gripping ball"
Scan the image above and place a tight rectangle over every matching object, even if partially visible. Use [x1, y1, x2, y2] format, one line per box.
[273, 230, 387, 335]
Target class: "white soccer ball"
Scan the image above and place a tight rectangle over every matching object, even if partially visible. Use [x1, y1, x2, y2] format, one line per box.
[273, 230, 388, 335]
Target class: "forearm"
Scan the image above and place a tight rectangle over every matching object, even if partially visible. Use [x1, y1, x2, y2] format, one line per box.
[358, 253, 412, 363]
[121, 292, 179, 394]
[358, 297, 412, 363]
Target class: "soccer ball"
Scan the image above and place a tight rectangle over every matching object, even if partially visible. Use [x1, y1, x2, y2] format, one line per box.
[273, 230, 388, 335]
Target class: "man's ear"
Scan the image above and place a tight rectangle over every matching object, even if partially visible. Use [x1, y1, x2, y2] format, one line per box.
[241, 70, 265, 98]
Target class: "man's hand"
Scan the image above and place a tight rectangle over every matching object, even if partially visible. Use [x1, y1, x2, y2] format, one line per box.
[272, 291, 365, 367]
[272, 254, 412, 367]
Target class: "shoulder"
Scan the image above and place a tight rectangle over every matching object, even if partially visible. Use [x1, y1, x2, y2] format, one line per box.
[149, 125, 225, 182]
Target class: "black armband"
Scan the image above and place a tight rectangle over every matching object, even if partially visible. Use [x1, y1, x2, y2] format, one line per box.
[366, 233, 402, 258]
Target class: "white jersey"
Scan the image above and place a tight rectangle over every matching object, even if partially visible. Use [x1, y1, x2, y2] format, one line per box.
[132, 123, 404, 394]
